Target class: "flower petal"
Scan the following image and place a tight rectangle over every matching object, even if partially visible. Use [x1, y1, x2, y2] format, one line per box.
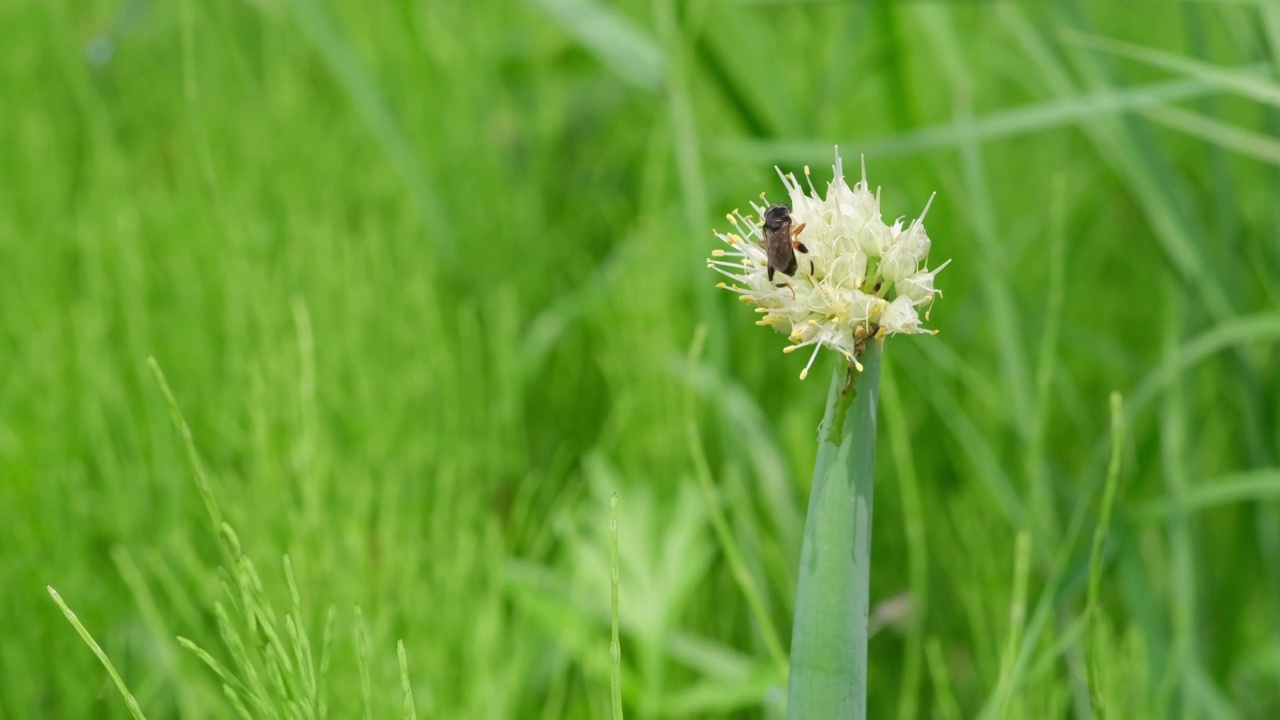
[880, 295, 924, 334]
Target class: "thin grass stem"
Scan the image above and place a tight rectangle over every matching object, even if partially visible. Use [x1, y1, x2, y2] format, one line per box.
[47, 586, 147, 720]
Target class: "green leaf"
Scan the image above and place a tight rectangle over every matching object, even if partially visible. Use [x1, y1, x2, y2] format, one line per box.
[787, 341, 882, 720]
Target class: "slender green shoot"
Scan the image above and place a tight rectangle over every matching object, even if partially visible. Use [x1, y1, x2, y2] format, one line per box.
[1087, 392, 1127, 716]
[925, 637, 963, 720]
[318, 607, 336, 720]
[609, 493, 625, 720]
[47, 586, 147, 720]
[146, 358, 225, 545]
[398, 640, 417, 720]
[357, 607, 373, 720]
[1137, 469, 1280, 520]
[992, 531, 1032, 719]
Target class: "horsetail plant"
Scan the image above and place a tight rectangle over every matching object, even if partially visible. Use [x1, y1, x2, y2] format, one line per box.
[708, 149, 949, 719]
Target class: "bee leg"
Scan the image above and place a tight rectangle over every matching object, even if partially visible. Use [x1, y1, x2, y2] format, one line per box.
[792, 241, 809, 254]
[775, 282, 796, 300]
[792, 223, 806, 238]
[809, 260, 815, 275]
[842, 357, 856, 394]
[767, 265, 776, 282]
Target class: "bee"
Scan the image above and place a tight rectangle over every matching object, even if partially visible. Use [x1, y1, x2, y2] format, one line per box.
[761, 204, 810, 296]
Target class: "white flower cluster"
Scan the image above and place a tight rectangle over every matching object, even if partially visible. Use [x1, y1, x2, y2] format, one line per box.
[708, 149, 950, 380]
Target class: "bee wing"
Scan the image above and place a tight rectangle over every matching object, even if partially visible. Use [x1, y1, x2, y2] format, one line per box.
[766, 229, 799, 277]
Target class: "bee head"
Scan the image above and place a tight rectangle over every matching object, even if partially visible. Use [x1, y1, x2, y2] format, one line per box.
[763, 203, 791, 231]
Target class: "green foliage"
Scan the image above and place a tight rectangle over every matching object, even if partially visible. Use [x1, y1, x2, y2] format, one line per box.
[2, 0, 1280, 717]
[787, 344, 882, 720]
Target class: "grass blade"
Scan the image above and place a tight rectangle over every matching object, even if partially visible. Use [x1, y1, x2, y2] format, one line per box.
[718, 68, 1271, 164]
[47, 587, 147, 720]
[1138, 469, 1280, 520]
[1062, 29, 1280, 107]
[146, 358, 225, 545]
[356, 607, 372, 720]
[991, 531, 1032, 720]
[609, 493, 625, 720]
[787, 341, 882, 720]
[398, 640, 417, 720]
[1087, 393, 1126, 718]
[1144, 105, 1280, 166]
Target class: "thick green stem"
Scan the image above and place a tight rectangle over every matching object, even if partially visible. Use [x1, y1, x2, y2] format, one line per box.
[787, 340, 883, 720]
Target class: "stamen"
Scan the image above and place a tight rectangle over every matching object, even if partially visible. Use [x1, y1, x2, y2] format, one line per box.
[735, 209, 760, 238]
[709, 266, 749, 283]
[711, 249, 726, 257]
[799, 342, 823, 380]
[803, 165, 817, 196]
[708, 259, 746, 269]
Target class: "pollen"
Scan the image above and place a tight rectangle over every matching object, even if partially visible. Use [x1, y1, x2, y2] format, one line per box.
[706, 148, 950, 380]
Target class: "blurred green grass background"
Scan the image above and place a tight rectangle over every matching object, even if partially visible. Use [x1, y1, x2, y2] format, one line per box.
[3, 0, 1280, 717]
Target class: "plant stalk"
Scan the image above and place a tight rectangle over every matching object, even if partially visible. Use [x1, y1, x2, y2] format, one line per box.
[787, 340, 883, 720]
